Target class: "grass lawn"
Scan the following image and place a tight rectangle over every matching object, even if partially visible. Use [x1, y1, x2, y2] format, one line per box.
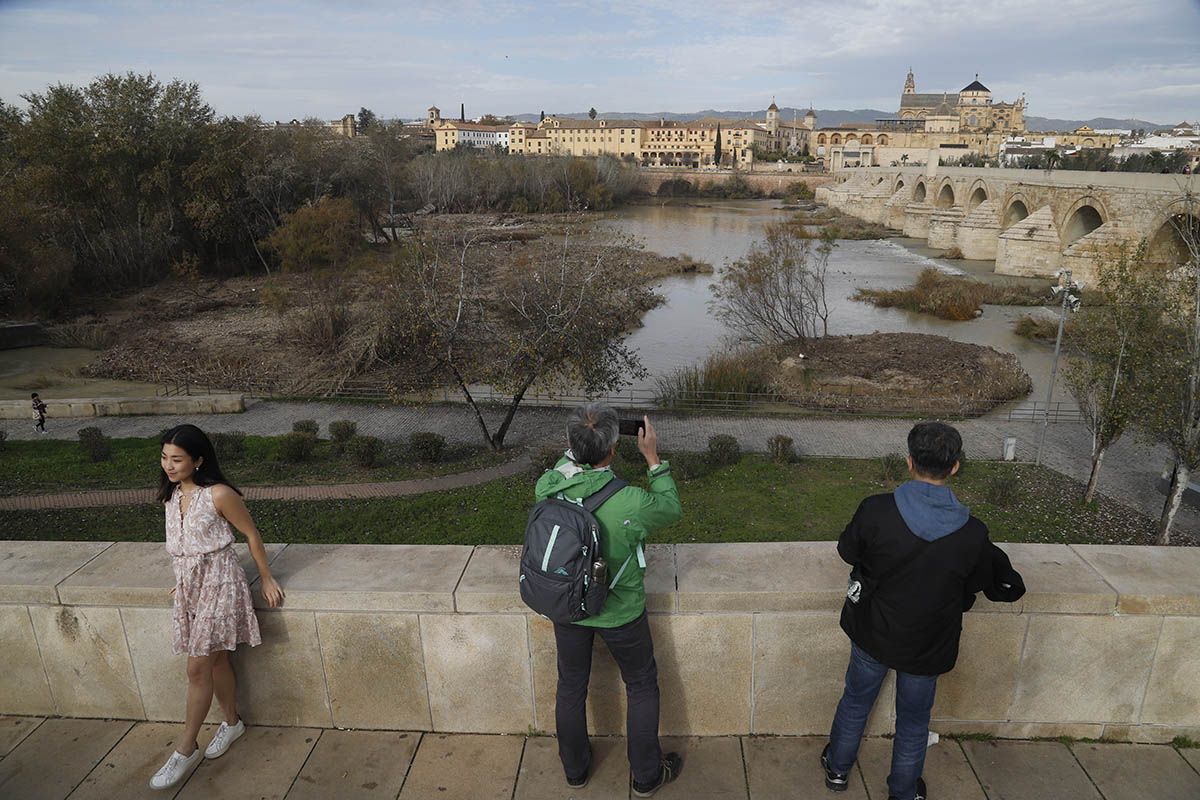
[0, 435, 509, 496]
[0, 451, 1159, 546]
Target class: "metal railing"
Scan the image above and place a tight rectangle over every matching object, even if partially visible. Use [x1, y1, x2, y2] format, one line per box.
[1005, 401, 1084, 424]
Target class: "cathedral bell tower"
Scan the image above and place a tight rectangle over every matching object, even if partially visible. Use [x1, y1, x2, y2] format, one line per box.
[903, 67, 916, 95]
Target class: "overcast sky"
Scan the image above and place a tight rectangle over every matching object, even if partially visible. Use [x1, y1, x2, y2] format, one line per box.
[1, 0, 1198, 123]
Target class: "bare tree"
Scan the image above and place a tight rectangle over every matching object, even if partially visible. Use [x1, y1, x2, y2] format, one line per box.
[709, 222, 835, 345]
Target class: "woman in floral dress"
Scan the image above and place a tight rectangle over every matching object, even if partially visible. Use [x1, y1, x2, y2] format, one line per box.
[149, 424, 285, 791]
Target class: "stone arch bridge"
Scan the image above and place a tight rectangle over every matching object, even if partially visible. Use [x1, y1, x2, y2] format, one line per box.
[817, 167, 1200, 283]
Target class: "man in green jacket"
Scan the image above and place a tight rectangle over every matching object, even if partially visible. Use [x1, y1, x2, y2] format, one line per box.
[535, 403, 683, 796]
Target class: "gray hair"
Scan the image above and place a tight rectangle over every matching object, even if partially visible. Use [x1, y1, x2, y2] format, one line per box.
[567, 402, 620, 466]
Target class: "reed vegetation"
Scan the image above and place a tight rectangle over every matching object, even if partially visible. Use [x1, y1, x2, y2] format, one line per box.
[855, 269, 1048, 321]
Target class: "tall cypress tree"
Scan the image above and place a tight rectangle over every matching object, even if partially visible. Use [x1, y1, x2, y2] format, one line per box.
[715, 124, 722, 166]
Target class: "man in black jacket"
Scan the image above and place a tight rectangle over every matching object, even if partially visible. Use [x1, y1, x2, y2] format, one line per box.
[820, 422, 1022, 800]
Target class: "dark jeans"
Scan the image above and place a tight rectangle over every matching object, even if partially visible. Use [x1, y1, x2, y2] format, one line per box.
[553, 610, 662, 784]
[829, 643, 938, 800]
[35, 414, 45, 432]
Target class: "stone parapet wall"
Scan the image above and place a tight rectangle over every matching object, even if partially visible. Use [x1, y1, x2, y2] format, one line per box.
[632, 168, 832, 196]
[1, 540, 1198, 742]
[0, 394, 244, 420]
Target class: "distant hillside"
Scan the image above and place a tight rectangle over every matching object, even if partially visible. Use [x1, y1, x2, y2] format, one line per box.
[512, 109, 1178, 133]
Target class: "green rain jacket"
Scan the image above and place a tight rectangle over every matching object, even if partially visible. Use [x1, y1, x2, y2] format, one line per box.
[534, 454, 682, 628]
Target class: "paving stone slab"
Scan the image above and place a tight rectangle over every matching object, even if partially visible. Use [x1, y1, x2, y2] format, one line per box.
[1072, 742, 1200, 800]
[175, 725, 318, 800]
[1180, 747, 1200, 773]
[0, 715, 42, 757]
[997, 543, 1117, 614]
[743, 736, 869, 800]
[398, 733, 524, 800]
[456, 544, 676, 613]
[68, 721, 215, 800]
[1072, 545, 1200, 615]
[0, 541, 111, 604]
[857, 738, 985, 800]
[258, 544, 471, 612]
[676, 542, 847, 612]
[287, 729, 419, 800]
[514, 735, 631, 799]
[57, 542, 285, 607]
[652, 737, 746, 800]
[963, 740, 1102, 800]
[1141, 617, 1200, 726]
[0, 718, 132, 800]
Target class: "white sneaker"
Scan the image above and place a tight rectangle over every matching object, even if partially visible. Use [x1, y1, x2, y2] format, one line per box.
[149, 747, 201, 790]
[204, 719, 245, 759]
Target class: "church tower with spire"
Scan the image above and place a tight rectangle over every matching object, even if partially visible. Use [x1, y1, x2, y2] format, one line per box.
[903, 67, 916, 95]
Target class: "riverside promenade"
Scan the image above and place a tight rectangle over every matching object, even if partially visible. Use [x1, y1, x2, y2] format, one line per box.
[3, 398, 1196, 536]
[2, 720, 1199, 799]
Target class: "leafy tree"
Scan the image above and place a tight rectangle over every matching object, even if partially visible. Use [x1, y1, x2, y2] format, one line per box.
[588, 107, 597, 120]
[1064, 241, 1166, 503]
[539, 110, 545, 122]
[261, 196, 363, 272]
[357, 107, 377, 132]
[715, 124, 722, 167]
[709, 222, 835, 345]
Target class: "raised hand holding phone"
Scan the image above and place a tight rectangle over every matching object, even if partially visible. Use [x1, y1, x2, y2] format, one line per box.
[637, 415, 659, 468]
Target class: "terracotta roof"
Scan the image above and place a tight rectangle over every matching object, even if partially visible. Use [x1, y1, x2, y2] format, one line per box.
[440, 121, 509, 132]
[900, 93, 951, 108]
[545, 118, 644, 129]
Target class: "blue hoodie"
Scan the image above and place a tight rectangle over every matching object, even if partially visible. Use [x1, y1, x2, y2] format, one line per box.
[894, 480, 970, 541]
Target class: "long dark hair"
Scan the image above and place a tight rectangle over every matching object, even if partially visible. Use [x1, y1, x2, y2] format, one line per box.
[157, 424, 242, 503]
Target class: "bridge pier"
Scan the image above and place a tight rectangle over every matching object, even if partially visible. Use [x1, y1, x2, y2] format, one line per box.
[996, 206, 1063, 278]
[928, 207, 965, 250]
[903, 202, 934, 239]
[884, 188, 909, 230]
[957, 199, 1002, 260]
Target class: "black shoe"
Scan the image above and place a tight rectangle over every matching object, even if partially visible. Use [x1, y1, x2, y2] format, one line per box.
[888, 777, 928, 800]
[821, 743, 849, 792]
[566, 745, 591, 789]
[632, 752, 683, 797]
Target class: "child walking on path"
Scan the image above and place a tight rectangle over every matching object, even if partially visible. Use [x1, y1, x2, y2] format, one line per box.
[30, 393, 47, 433]
[149, 424, 285, 791]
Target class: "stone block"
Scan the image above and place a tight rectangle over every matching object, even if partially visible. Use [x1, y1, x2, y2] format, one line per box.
[0, 605, 55, 715]
[1141, 617, 1200, 726]
[963, 740, 1103, 799]
[232, 611, 332, 727]
[515, 735, 630, 799]
[288, 729, 419, 800]
[28, 604, 144, 718]
[58, 541, 285, 607]
[932, 719, 1107, 740]
[177, 726, 319, 800]
[1073, 545, 1200, 615]
[1181, 747, 1200, 773]
[0, 715, 41, 757]
[119, 607, 230, 724]
[70, 721, 213, 800]
[653, 615, 752, 736]
[653, 736, 748, 799]
[998, 543, 1116, 614]
[1101, 723, 1200, 744]
[421, 614, 532, 733]
[933, 612, 1027, 721]
[398, 733, 524, 800]
[315, 611, 431, 730]
[1011, 615, 1159, 724]
[457, 544, 675, 613]
[1072, 742, 1200, 800]
[752, 613, 893, 736]
[0, 718, 132, 800]
[676, 542, 846, 612]
[858, 738, 985, 800]
[0, 540, 111, 604]
[744, 736, 869, 799]
[260, 544, 471, 612]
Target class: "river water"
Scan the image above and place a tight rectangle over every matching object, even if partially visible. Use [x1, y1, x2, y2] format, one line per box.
[602, 199, 1058, 399]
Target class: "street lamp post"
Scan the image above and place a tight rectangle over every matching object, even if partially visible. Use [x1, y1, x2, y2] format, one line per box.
[1036, 269, 1082, 466]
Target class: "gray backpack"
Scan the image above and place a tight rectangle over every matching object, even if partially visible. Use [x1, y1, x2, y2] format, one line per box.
[519, 477, 628, 623]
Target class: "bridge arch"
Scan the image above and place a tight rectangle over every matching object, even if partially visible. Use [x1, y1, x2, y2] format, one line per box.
[913, 181, 928, 203]
[893, 176, 906, 193]
[1062, 197, 1108, 246]
[1001, 196, 1030, 230]
[1146, 210, 1200, 270]
[935, 182, 956, 209]
[966, 182, 989, 211]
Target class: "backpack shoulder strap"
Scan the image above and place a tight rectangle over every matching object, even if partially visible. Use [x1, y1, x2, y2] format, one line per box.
[582, 477, 627, 514]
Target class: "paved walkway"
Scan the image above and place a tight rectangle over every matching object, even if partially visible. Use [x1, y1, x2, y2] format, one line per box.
[1, 717, 1198, 800]
[0, 455, 531, 511]
[4, 400, 1198, 536]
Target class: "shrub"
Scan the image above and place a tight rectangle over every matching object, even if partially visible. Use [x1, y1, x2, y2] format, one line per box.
[278, 431, 318, 463]
[212, 431, 247, 462]
[879, 452, 907, 483]
[942, 246, 964, 259]
[706, 434, 742, 466]
[768, 435, 796, 464]
[1013, 314, 1059, 342]
[0, 429, 6, 451]
[670, 452, 713, 481]
[656, 350, 776, 409]
[329, 420, 357, 454]
[293, 419, 320, 436]
[984, 471, 1021, 507]
[347, 435, 382, 467]
[410, 431, 446, 462]
[78, 426, 112, 462]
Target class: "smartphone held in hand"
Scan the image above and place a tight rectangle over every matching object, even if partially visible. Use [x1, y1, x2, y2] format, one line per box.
[619, 418, 646, 437]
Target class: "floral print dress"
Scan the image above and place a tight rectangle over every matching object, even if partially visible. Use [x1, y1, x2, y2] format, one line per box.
[166, 485, 261, 656]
